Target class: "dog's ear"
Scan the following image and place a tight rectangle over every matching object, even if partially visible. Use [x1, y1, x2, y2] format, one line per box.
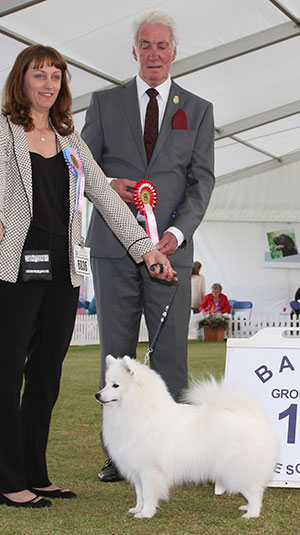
[106, 354, 116, 368]
[123, 355, 135, 375]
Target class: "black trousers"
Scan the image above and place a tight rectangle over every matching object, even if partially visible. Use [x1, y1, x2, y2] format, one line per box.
[0, 232, 79, 493]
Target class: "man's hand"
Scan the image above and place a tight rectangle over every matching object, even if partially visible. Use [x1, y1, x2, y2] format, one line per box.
[157, 231, 178, 256]
[142, 250, 178, 282]
[111, 178, 137, 204]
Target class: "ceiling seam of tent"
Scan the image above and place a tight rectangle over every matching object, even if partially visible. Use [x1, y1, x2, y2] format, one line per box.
[0, 0, 45, 18]
[228, 135, 281, 162]
[267, 0, 300, 26]
[215, 102, 300, 140]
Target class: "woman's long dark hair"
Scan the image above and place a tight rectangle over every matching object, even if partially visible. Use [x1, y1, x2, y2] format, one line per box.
[2, 44, 74, 136]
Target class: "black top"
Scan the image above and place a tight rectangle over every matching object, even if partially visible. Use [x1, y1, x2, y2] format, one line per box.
[30, 151, 69, 236]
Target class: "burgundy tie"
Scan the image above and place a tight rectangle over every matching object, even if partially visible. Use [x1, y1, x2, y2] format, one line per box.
[144, 88, 159, 163]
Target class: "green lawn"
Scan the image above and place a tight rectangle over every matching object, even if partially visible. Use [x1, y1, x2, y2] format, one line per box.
[1, 341, 298, 535]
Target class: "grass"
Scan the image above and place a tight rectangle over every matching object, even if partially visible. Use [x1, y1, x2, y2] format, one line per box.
[1, 341, 299, 534]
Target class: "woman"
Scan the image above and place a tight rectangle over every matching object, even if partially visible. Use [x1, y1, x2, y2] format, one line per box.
[199, 283, 230, 314]
[0, 45, 176, 508]
[191, 261, 205, 312]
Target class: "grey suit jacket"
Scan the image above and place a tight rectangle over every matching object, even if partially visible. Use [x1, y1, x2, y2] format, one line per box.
[82, 78, 215, 267]
[0, 116, 154, 284]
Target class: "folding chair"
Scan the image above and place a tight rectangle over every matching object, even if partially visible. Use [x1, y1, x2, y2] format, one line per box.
[290, 300, 300, 317]
[231, 301, 253, 320]
[228, 300, 236, 314]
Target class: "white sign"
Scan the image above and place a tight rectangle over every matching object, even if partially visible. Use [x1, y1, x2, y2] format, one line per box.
[225, 327, 300, 487]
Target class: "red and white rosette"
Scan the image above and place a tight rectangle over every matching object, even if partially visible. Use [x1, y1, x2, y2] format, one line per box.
[133, 180, 159, 245]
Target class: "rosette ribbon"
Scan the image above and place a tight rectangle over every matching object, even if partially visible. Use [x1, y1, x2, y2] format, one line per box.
[63, 148, 85, 212]
[133, 179, 159, 245]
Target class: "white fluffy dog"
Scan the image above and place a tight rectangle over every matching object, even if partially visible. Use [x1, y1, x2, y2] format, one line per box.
[96, 355, 278, 519]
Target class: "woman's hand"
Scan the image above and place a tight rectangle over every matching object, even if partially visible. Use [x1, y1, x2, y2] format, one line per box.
[0, 221, 4, 243]
[142, 250, 178, 282]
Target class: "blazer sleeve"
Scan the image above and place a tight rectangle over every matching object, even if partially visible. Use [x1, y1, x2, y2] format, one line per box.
[171, 101, 215, 242]
[73, 132, 155, 263]
[0, 117, 8, 225]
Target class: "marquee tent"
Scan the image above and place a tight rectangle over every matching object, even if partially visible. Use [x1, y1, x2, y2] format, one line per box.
[0, 0, 299, 314]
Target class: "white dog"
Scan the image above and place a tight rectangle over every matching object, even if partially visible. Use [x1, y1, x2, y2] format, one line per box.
[96, 355, 278, 519]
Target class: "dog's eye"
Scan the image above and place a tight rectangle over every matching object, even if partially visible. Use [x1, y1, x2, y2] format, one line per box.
[112, 383, 119, 388]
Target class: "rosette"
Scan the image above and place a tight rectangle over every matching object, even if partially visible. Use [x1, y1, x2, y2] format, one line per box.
[133, 180, 159, 245]
[63, 148, 85, 212]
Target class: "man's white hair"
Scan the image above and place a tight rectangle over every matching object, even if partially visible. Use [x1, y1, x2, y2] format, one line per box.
[132, 11, 179, 49]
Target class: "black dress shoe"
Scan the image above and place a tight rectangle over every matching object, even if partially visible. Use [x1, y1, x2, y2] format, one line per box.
[97, 459, 124, 482]
[0, 494, 51, 508]
[29, 487, 77, 499]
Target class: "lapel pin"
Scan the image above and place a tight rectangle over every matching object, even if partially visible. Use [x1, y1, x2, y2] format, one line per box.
[173, 95, 180, 105]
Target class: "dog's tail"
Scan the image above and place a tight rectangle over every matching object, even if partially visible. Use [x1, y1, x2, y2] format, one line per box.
[183, 376, 266, 419]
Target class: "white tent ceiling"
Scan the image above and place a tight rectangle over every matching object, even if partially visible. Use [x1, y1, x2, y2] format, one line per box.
[0, 0, 299, 185]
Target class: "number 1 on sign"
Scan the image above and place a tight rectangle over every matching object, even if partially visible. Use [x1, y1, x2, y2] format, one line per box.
[279, 403, 298, 444]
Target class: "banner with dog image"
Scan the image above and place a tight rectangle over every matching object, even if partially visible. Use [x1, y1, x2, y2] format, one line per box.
[264, 225, 300, 268]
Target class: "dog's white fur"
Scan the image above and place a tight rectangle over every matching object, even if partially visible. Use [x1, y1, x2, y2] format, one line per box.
[96, 355, 278, 519]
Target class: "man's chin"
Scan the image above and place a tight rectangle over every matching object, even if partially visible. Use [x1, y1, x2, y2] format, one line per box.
[144, 70, 167, 87]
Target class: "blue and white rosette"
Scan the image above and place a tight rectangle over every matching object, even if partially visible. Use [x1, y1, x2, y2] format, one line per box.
[63, 148, 85, 212]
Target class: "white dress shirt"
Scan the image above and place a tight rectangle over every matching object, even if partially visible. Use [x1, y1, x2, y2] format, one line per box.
[136, 74, 171, 132]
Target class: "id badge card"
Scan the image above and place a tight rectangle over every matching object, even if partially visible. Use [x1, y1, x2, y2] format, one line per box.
[74, 245, 91, 276]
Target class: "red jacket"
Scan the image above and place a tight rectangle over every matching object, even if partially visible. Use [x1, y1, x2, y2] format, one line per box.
[199, 293, 231, 314]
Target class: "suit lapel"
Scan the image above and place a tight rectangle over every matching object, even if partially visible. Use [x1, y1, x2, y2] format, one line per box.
[8, 118, 33, 217]
[150, 81, 185, 167]
[120, 79, 147, 166]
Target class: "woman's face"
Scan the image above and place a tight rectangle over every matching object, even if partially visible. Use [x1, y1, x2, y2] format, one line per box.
[212, 287, 221, 299]
[23, 59, 62, 114]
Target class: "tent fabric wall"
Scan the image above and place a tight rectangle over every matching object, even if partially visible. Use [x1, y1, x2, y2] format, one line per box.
[205, 160, 300, 223]
[193, 161, 300, 315]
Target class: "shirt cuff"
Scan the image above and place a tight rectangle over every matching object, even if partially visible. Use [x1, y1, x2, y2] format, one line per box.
[165, 226, 185, 248]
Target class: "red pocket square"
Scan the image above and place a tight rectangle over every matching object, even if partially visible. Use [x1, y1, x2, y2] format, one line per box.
[172, 109, 188, 130]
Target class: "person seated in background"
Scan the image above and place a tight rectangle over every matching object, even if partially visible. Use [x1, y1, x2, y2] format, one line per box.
[88, 296, 96, 315]
[199, 283, 230, 315]
[77, 299, 86, 315]
[191, 261, 205, 313]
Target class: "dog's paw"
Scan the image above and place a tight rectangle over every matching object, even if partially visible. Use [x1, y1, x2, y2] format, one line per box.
[215, 482, 225, 495]
[241, 511, 260, 519]
[239, 505, 248, 511]
[134, 508, 156, 519]
[129, 506, 142, 514]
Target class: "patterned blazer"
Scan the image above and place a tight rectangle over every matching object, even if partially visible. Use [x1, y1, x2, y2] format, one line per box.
[0, 116, 154, 286]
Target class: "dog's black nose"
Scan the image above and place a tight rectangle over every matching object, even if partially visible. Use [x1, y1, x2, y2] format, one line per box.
[95, 392, 101, 400]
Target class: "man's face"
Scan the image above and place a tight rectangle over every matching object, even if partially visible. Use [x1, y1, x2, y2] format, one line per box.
[133, 23, 177, 87]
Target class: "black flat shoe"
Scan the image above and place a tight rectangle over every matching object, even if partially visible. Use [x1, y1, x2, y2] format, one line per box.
[0, 494, 51, 508]
[29, 488, 77, 499]
[97, 458, 124, 482]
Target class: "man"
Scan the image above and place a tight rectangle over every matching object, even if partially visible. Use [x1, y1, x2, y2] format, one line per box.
[81, 11, 215, 482]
